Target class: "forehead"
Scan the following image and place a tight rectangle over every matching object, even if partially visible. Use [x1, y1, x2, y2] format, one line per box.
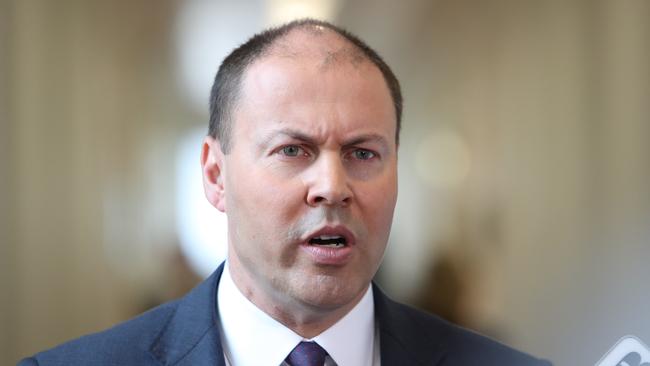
[242, 27, 383, 96]
[237, 29, 393, 114]
[228, 28, 396, 147]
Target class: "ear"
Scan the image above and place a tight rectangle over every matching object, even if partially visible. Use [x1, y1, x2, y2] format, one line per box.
[201, 136, 226, 212]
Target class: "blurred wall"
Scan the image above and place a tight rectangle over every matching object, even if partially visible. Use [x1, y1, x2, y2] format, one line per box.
[2, 1, 649, 365]
[1, 1, 190, 363]
[1, 0, 12, 360]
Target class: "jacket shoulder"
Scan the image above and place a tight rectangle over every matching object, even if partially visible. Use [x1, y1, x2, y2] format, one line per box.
[376, 292, 551, 366]
[20, 300, 179, 366]
[20, 264, 226, 366]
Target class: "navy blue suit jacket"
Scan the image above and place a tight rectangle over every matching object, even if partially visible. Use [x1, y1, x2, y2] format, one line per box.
[19, 263, 551, 365]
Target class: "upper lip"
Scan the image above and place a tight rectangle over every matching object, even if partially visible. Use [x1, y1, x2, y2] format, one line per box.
[302, 225, 356, 246]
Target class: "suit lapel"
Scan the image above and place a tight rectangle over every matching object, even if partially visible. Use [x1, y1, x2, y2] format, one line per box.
[373, 283, 448, 366]
[149, 263, 227, 366]
[147, 265, 447, 366]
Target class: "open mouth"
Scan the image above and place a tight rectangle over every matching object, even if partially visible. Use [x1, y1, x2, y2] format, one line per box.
[308, 235, 347, 248]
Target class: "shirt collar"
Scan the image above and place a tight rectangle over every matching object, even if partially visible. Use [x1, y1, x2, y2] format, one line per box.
[217, 261, 376, 366]
[312, 280, 376, 366]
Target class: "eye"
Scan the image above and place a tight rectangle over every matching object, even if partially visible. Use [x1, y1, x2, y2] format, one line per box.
[279, 145, 306, 157]
[352, 149, 376, 160]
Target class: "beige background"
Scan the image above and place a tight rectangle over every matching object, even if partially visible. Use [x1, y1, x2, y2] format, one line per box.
[1, 1, 649, 365]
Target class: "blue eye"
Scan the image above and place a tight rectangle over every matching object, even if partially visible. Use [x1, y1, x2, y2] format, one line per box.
[353, 149, 375, 160]
[281, 145, 303, 157]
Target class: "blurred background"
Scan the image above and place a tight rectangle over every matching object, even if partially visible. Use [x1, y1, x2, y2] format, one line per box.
[1, 0, 649, 364]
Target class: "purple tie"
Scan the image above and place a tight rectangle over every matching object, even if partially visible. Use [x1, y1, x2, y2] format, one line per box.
[285, 341, 328, 366]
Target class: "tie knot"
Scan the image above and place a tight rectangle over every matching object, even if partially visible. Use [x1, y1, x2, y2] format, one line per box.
[286, 341, 328, 366]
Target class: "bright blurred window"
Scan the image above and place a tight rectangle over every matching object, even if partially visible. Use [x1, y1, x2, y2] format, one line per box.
[175, 128, 228, 278]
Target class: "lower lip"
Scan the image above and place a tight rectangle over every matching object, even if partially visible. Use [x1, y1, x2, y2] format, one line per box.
[300, 243, 353, 265]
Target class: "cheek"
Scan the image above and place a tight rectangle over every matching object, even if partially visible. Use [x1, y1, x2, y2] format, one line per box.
[360, 176, 397, 240]
[226, 164, 306, 234]
[362, 172, 397, 210]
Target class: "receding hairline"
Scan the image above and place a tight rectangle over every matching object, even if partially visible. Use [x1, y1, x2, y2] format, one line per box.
[226, 26, 393, 145]
[255, 25, 373, 71]
[208, 19, 403, 153]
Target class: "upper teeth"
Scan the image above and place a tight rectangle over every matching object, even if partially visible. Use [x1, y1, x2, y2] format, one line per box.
[315, 235, 343, 240]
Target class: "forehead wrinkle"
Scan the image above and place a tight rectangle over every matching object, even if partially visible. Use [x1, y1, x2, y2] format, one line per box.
[256, 127, 322, 150]
[258, 127, 390, 150]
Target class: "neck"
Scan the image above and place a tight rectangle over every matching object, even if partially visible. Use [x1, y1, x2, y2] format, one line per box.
[226, 258, 368, 339]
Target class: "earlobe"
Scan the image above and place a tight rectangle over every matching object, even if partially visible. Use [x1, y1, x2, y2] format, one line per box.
[201, 136, 226, 212]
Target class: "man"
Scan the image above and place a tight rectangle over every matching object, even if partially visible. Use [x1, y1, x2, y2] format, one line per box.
[20, 19, 551, 366]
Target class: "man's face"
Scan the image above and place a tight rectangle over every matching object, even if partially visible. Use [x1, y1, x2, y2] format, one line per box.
[204, 39, 398, 319]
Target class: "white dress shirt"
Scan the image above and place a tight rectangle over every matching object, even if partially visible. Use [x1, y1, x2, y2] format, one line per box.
[217, 262, 380, 366]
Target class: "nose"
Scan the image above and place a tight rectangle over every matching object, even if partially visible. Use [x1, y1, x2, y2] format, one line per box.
[305, 152, 353, 207]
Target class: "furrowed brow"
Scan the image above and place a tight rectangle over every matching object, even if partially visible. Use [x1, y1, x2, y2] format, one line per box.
[257, 129, 390, 151]
[279, 129, 319, 144]
[258, 128, 319, 149]
[343, 134, 389, 150]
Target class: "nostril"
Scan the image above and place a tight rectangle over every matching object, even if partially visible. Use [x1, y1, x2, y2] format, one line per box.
[306, 178, 353, 206]
[308, 194, 351, 207]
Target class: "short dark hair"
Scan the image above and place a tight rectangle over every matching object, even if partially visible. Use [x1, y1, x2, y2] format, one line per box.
[208, 18, 402, 153]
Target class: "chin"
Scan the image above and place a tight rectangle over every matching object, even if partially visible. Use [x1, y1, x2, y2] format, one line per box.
[295, 275, 367, 311]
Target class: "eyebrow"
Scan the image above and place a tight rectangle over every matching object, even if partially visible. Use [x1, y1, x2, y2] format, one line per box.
[343, 133, 389, 149]
[259, 128, 390, 150]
